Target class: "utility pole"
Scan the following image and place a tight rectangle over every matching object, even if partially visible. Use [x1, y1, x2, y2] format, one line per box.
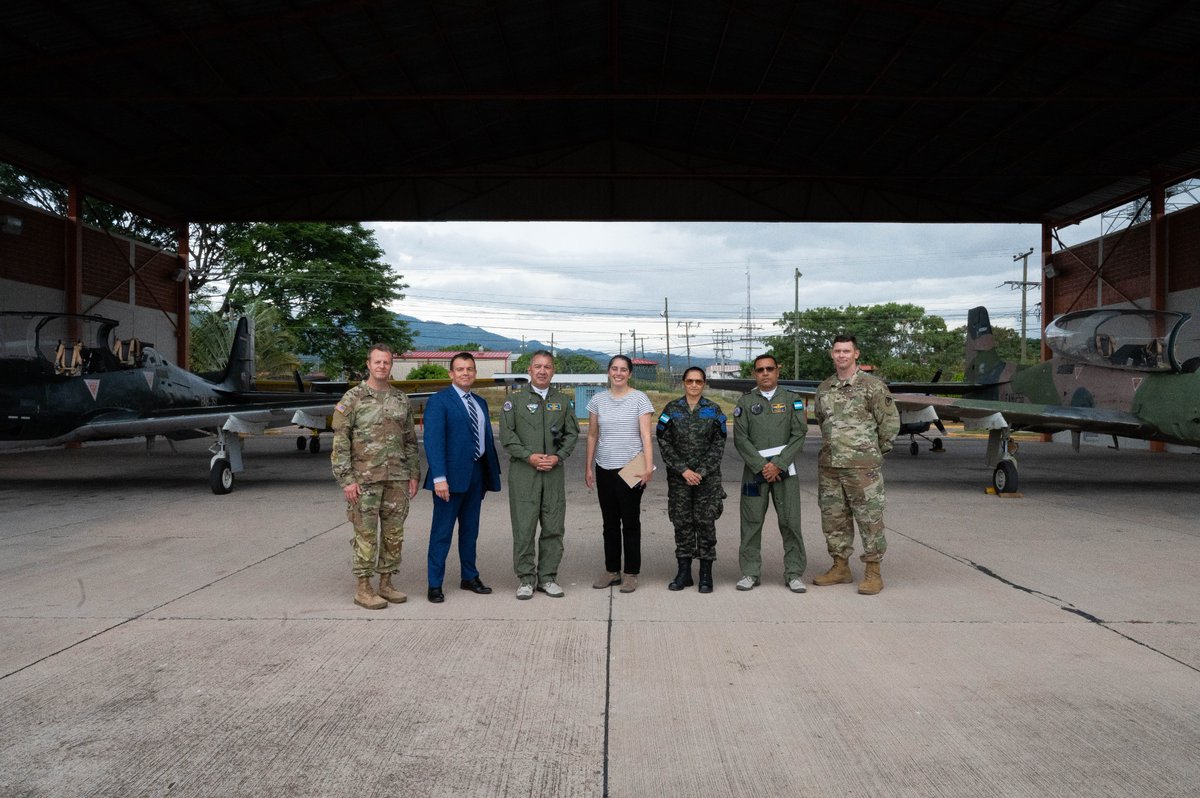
[618, 332, 624, 355]
[793, 269, 802, 380]
[741, 268, 760, 362]
[550, 333, 555, 357]
[1003, 248, 1039, 364]
[712, 328, 735, 374]
[661, 298, 671, 379]
[629, 329, 637, 361]
[678, 321, 701, 366]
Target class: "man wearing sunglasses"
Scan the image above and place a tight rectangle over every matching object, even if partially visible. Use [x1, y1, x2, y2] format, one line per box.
[732, 354, 808, 593]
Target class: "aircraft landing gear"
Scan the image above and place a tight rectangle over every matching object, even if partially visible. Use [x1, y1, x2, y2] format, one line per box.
[986, 427, 1019, 493]
[296, 435, 307, 451]
[992, 460, 1018, 493]
[931, 437, 943, 452]
[910, 441, 919, 456]
[308, 436, 321, 454]
[210, 458, 234, 494]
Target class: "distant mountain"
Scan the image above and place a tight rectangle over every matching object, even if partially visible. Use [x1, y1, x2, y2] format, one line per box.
[395, 313, 715, 370]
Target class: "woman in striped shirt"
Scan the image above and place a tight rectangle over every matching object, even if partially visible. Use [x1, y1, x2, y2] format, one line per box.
[585, 355, 655, 593]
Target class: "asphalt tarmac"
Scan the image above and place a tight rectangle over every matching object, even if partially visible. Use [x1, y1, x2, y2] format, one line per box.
[1, 426, 1198, 797]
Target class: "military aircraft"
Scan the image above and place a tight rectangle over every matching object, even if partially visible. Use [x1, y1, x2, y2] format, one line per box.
[0, 311, 340, 494]
[890, 305, 1200, 492]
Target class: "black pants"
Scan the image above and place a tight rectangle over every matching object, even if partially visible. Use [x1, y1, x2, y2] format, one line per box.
[595, 465, 644, 574]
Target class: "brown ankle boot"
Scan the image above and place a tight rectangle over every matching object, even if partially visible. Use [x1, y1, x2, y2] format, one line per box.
[813, 557, 853, 586]
[354, 576, 387, 609]
[377, 573, 407, 604]
[858, 562, 883, 595]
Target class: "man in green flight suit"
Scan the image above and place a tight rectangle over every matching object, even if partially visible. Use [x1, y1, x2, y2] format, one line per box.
[499, 350, 580, 600]
[733, 353, 808, 593]
[331, 343, 421, 610]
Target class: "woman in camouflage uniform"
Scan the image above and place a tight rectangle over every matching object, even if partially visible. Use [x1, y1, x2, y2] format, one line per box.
[655, 367, 727, 593]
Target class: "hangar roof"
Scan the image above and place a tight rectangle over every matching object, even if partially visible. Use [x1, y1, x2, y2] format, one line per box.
[4, 1, 1200, 225]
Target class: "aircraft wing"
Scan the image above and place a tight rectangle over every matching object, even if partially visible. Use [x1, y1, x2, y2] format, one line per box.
[889, 393, 1154, 438]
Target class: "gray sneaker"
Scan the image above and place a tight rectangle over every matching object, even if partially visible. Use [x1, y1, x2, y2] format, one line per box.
[516, 583, 534, 600]
[736, 575, 759, 591]
[537, 581, 565, 598]
[787, 577, 807, 594]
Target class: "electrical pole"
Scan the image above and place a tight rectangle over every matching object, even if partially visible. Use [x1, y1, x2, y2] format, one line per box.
[629, 329, 637, 362]
[618, 332, 624, 355]
[678, 321, 700, 366]
[793, 269, 802, 380]
[742, 268, 760, 363]
[1003, 248, 1039, 364]
[661, 298, 671, 379]
[550, 333, 555, 357]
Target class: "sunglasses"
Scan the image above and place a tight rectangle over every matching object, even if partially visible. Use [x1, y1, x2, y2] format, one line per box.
[755, 366, 776, 373]
[683, 378, 705, 385]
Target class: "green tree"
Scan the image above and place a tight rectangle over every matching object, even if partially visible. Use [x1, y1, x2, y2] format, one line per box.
[407, 362, 450, 380]
[512, 351, 600, 373]
[189, 301, 300, 379]
[221, 222, 411, 377]
[763, 303, 965, 382]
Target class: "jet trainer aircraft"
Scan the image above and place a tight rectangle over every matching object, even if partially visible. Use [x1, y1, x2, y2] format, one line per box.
[890, 306, 1200, 492]
[0, 311, 340, 494]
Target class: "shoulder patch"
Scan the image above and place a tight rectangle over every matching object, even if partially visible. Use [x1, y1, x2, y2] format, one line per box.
[733, 406, 742, 417]
[502, 400, 513, 412]
[658, 412, 671, 424]
[335, 402, 348, 414]
[793, 399, 804, 411]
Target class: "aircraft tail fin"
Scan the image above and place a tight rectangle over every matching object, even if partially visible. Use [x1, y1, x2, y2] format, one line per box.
[965, 306, 1005, 385]
[218, 316, 255, 392]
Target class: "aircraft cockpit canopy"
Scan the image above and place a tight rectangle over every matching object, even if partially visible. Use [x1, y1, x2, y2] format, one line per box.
[1043, 308, 1196, 373]
[0, 312, 141, 376]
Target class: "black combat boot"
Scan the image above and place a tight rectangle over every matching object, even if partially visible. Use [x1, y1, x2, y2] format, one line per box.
[668, 558, 694, 591]
[698, 560, 714, 593]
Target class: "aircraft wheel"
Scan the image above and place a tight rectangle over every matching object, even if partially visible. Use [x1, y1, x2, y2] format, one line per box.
[210, 458, 234, 495]
[296, 435, 307, 451]
[909, 441, 919, 456]
[992, 460, 1018, 494]
[308, 436, 322, 454]
[931, 437, 944, 452]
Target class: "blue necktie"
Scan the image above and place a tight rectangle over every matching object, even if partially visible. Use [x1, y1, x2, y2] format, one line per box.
[464, 393, 482, 459]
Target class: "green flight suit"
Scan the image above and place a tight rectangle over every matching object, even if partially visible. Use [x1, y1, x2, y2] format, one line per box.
[499, 384, 580, 585]
[733, 388, 807, 581]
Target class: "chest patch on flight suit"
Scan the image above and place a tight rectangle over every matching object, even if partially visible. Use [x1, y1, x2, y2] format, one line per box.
[546, 402, 562, 411]
[750, 403, 763, 415]
[770, 402, 787, 414]
[527, 404, 539, 413]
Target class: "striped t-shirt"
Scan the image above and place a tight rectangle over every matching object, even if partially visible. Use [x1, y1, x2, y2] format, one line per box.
[587, 389, 654, 469]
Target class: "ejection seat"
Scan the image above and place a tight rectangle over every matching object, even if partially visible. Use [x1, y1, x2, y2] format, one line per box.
[112, 337, 143, 367]
[54, 340, 83, 376]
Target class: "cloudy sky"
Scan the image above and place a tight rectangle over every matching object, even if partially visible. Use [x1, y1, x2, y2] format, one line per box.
[369, 219, 1106, 360]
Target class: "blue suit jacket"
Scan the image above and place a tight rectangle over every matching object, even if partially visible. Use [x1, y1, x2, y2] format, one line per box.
[422, 386, 502, 494]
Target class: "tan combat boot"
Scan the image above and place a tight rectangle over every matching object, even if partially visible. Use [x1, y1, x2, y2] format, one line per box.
[377, 573, 407, 604]
[813, 557, 853, 586]
[858, 562, 883, 595]
[354, 576, 387, 609]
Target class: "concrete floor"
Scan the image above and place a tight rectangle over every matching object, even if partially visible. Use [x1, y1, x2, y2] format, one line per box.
[1, 427, 1197, 797]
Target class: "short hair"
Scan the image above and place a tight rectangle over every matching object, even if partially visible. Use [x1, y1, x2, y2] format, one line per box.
[832, 334, 858, 347]
[608, 354, 634, 371]
[450, 351, 476, 369]
[682, 366, 706, 382]
[367, 342, 394, 358]
[529, 349, 555, 364]
[752, 353, 777, 369]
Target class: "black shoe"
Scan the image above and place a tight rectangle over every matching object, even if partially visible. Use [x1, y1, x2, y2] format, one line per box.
[668, 558, 694, 591]
[698, 560, 714, 594]
[427, 586, 445, 603]
[460, 577, 493, 594]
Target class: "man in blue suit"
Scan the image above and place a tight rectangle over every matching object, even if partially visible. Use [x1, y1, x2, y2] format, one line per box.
[422, 352, 502, 603]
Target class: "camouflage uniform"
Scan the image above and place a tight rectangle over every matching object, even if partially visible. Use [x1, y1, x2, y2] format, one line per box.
[656, 396, 727, 560]
[499, 384, 580, 585]
[813, 370, 900, 562]
[331, 383, 421, 578]
[733, 388, 808, 580]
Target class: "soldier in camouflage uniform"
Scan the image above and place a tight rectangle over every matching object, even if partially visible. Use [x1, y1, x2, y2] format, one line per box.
[733, 354, 809, 593]
[499, 351, 580, 600]
[330, 343, 421, 610]
[656, 367, 727, 593]
[812, 335, 901, 595]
